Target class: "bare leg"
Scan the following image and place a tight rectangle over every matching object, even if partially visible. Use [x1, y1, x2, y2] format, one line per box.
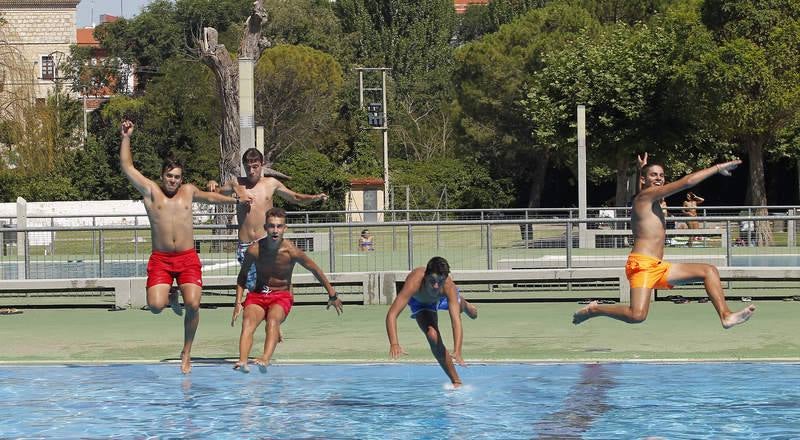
[255, 305, 287, 371]
[668, 263, 756, 329]
[168, 286, 183, 316]
[235, 304, 266, 373]
[179, 283, 202, 374]
[573, 287, 653, 325]
[459, 297, 478, 319]
[416, 311, 462, 387]
[145, 284, 172, 314]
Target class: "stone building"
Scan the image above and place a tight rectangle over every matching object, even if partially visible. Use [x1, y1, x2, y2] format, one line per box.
[0, 0, 80, 100]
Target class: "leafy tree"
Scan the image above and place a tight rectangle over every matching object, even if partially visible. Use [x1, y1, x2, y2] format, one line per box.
[391, 157, 514, 209]
[680, 0, 800, 244]
[262, 0, 352, 64]
[522, 21, 688, 206]
[272, 148, 350, 211]
[254, 45, 344, 163]
[64, 136, 116, 200]
[453, 3, 600, 207]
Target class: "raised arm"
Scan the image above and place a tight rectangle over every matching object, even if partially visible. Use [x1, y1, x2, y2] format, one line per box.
[119, 120, 156, 197]
[275, 181, 328, 206]
[444, 277, 465, 366]
[294, 249, 342, 315]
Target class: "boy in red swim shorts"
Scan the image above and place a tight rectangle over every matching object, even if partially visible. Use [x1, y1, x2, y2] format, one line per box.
[120, 119, 239, 373]
[231, 208, 343, 373]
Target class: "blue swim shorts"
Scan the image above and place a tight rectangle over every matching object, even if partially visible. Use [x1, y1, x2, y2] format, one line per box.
[236, 241, 257, 292]
[408, 293, 460, 319]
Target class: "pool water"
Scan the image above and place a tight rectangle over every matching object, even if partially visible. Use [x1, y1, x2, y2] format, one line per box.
[0, 363, 798, 439]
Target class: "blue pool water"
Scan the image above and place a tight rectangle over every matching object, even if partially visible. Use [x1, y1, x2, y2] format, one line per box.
[0, 363, 798, 439]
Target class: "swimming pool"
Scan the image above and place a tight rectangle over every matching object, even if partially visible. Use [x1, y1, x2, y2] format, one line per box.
[0, 363, 797, 439]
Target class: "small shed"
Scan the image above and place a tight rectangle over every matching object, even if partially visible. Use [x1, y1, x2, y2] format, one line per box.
[346, 178, 384, 223]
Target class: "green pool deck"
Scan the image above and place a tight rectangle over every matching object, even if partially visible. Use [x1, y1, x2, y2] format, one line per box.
[1, 301, 798, 364]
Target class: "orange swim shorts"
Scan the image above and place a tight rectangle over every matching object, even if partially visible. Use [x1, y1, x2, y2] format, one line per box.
[625, 253, 673, 289]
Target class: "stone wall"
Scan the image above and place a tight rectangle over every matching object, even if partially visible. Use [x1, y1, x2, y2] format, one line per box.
[1, 2, 79, 98]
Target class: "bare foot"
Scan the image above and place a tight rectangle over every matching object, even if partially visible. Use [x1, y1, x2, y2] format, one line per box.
[233, 361, 250, 373]
[168, 287, 183, 316]
[254, 358, 270, 373]
[452, 381, 463, 389]
[722, 304, 756, 329]
[572, 301, 597, 325]
[180, 351, 192, 374]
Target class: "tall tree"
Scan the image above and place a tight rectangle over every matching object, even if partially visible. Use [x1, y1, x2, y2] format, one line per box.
[453, 4, 600, 207]
[681, 0, 800, 244]
[254, 44, 344, 163]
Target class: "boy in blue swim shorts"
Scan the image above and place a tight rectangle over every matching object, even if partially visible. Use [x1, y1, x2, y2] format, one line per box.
[385, 256, 478, 387]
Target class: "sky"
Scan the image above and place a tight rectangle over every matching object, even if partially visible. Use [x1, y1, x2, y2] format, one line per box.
[76, 0, 153, 28]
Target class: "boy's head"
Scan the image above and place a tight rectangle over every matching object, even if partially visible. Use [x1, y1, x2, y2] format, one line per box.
[160, 158, 184, 196]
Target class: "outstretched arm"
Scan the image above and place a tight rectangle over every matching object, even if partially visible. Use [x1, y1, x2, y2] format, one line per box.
[641, 160, 741, 203]
[190, 184, 240, 205]
[275, 182, 328, 206]
[207, 179, 254, 204]
[119, 120, 156, 197]
[294, 250, 342, 314]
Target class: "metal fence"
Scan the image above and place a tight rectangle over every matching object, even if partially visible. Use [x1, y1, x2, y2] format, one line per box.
[2, 209, 798, 281]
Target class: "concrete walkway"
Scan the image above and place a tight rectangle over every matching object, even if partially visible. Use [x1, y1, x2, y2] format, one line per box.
[1, 301, 797, 364]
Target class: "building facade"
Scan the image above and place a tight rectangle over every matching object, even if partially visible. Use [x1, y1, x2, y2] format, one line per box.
[0, 0, 80, 100]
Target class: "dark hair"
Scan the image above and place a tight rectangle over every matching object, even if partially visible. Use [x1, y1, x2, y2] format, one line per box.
[424, 256, 450, 278]
[266, 207, 287, 220]
[361, 229, 369, 235]
[242, 148, 264, 166]
[161, 157, 184, 176]
[640, 163, 665, 175]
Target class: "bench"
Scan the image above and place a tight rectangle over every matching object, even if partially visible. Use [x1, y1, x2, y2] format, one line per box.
[584, 228, 727, 248]
[0, 278, 134, 309]
[381, 268, 630, 303]
[193, 232, 329, 253]
[5, 266, 800, 308]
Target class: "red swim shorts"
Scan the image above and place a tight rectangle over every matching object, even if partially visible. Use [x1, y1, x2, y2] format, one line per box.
[625, 253, 673, 290]
[243, 289, 294, 316]
[146, 248, 203, 288]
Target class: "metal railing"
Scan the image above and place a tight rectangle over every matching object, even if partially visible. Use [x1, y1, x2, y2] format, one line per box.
[2, 212, 798, 280]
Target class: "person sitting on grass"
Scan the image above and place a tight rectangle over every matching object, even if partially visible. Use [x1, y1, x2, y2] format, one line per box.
[231, 208, 343, 373]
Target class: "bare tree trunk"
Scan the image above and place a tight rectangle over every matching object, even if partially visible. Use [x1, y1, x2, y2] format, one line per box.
[745, 137, 773, 246]
[614, 153, 632, 208]
[526, 151, 550, 208]
[197, 1, 269, 185]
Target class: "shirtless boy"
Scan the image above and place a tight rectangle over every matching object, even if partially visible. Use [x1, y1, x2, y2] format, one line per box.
[230, 208, 343, 372]
[573, 160, 755, 328]
[120, 120, 240, 373]
[385, 257, 478, 388]
[208, 148, 327, 289]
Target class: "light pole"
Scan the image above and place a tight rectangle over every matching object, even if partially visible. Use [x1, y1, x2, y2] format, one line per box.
[355, 67, 391, 207]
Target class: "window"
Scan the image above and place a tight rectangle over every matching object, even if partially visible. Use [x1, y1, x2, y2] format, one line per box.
[41, 55, 55, 80]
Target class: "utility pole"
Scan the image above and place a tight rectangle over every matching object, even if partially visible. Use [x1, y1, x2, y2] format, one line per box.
[355, 67, 391, 207]
[577, 105, 587, 248]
